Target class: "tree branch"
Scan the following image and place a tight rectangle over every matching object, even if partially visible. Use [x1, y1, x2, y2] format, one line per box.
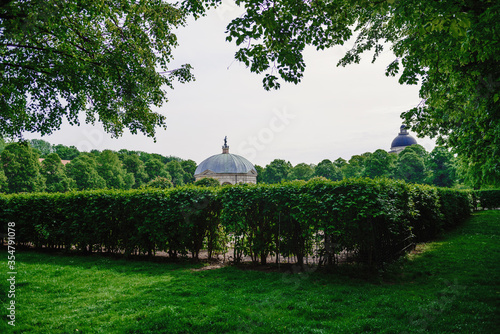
[1, 62, 52, 75]
[2, 41, 101, 66]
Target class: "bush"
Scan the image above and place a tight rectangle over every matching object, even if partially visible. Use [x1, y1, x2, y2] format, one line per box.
[0, 179, 473, 268]
[437, 188, 473, 229]
[477, 190, 500, 209]
[0, 188, 225, 258]
[145, 176, 173, 189]
[194, 178, 220, 187]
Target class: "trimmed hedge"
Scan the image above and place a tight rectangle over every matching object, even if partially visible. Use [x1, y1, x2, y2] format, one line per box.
[220, 179, 472, 266]
[0, 179, 474, 267]
[0, 187, 223, 259]
[477, 190, 500, 210]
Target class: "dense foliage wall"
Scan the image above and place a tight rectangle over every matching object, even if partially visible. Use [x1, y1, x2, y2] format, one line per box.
[476, 190, 500, 210]
[0, 179, 477, 267]
[0, 187, 222, 259]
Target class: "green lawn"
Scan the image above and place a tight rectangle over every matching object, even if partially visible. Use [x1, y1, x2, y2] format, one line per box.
[1, 211, 499, 333]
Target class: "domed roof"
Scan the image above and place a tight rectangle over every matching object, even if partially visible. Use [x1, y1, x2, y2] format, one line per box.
[195, 153, 256, 175]
[194, 137, 257, 175]
[391, 125, 417, 149]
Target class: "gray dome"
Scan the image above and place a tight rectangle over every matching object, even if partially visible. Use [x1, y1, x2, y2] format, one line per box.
[391, 125, 417, 149]
[391, 135, 417, 148]
[195, 153, 257, 175]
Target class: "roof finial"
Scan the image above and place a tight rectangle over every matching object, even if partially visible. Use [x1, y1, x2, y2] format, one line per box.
[400, 124, 408, 135]
[222, 136, 229, 153]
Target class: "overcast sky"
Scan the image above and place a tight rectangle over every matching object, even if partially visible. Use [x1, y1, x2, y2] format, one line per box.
[23, 2, 435, 167]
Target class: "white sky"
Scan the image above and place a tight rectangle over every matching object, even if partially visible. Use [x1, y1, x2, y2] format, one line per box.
[23, 2, 435, 167]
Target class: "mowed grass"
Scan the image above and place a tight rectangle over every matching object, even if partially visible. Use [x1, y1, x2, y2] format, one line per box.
[1, 211, 499, 333]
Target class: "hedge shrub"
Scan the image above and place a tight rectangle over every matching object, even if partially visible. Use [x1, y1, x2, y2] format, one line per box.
[0, 179, 474, 267]
[477, 190, 500, 210]
[0, 187, 224, 259]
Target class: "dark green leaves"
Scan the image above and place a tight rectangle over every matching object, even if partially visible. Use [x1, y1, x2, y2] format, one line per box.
[0, 0, 194, 138]
[0, 178, 474, 267]
[218, 0, 500, 186]
[224, 0, 355, 90]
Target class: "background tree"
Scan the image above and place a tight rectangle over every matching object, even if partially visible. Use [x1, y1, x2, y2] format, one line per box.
[53, 144, 80, 160]
[137, 151, 153, 163]
[427, 146, 456, 188]
[0, 169, 8, 192]
[0, 137, 7, 153]
[166, 160, 186, 187]
[41, 153, 74, 192]
[342, 154, 367, 179]
[29, 139, 53, 157]
[289, 162, 314, 181]
[118, 149, 138, 157]
[254, 164, 264, 183]
[0, 141, 45, 193]
[144, 158, 170, 182]
[401, 145, 429, 161]
[180, 159, 197, 184]
[334, 158, 347, 169]
[314, 159, 342, 181]
[1, 0, 195, 138]
[333, 157, 348, 179]
[394, 149, 427, 184]
[145, 176, 173, 189]
[96, 150, 134, 189]
[66, 154, 106, 190]
[363, 149, 396, 179]
[261, 159, 292, 183]
[122, 154, 149, 188]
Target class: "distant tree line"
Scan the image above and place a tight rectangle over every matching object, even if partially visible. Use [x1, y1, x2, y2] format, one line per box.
[0, 139, 196, 194]
[256, 145, 460, 188]
[0, 137, 492, 194]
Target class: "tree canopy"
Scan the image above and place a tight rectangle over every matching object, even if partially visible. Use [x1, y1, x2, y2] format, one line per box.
[0, 0, 194, 138]
[65, 154, 106, 190]
[41, 152, 74, 192]
[0, 139, 202, 193]
[186, 0, 499, 186]
[428, 146, 456, 188]
[394, 148, 427, 184]
[261, 159, 292, 183]
[0, 141, 45, 192]
[314, 159, 342, 181]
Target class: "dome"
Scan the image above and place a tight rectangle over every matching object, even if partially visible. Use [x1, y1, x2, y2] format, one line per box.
[390, 125, 417, 152]
[194, 137, 258, 185]
[391, 134, 417, 148]
[194, 153, 257, 175]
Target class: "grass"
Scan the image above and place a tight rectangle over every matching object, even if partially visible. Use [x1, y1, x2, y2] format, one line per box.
[1, 210, 499, 333]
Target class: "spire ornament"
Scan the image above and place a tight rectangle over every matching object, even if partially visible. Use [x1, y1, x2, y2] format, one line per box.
[222, 136, 229, 153]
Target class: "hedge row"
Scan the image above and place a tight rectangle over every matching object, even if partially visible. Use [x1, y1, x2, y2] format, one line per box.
[220, 179, 472, 266]
[0, 188, 223, 259]
[476, 190, 500, 210]
[0, 178, 475, 266]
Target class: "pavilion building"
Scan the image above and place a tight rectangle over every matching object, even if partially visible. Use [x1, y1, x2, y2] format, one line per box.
[194, 137, 258, 185]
